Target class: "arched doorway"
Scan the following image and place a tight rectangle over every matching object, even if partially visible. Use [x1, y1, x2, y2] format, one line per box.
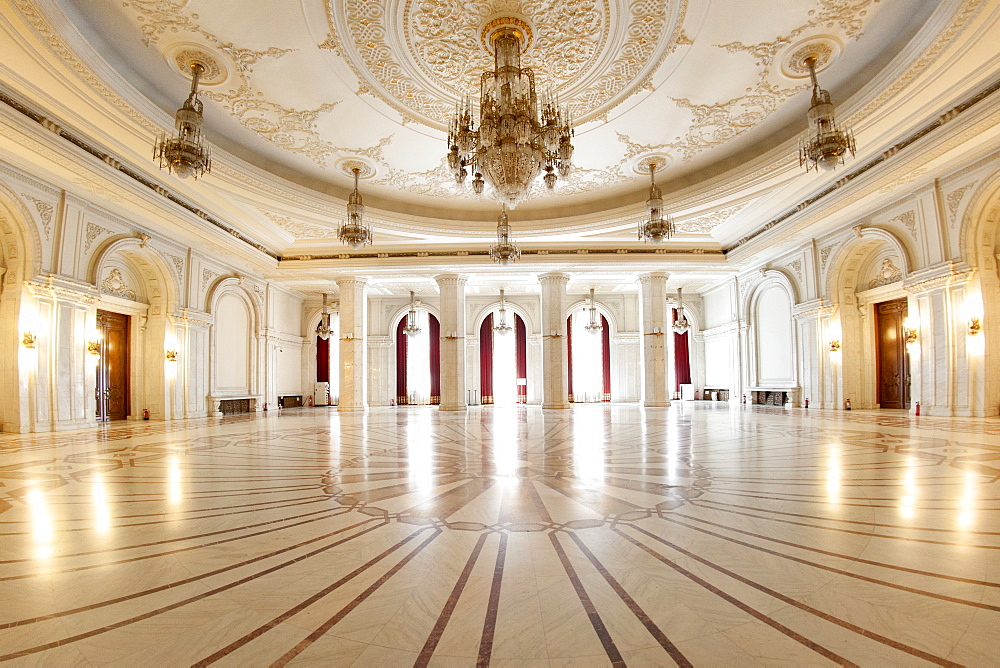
[567, 311, 611, 403]
[396, 311, 441, 405]
[479, 310, 527, 405]
[314, 309, 339, 405]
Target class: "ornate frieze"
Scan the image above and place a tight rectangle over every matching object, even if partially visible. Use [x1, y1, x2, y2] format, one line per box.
[100, 268, 136, 300]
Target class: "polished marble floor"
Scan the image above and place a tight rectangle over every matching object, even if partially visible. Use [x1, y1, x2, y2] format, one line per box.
[0, 403, 998, 666]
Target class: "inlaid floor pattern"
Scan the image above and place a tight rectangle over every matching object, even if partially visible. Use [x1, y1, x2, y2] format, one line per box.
[1, 403, 998, 666]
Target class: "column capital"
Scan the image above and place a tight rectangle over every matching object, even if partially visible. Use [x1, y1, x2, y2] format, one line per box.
[434, 273, 468, 287]
[638, 272, 669, 285]
[335, 276, 367, 290]
[538, 272, 570, 285]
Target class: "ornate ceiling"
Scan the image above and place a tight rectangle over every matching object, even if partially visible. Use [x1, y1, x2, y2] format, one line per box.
[13, 0, 989, 294]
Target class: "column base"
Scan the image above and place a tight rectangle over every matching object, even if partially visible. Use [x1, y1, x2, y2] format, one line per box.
[438, 403, 467, 412]
[643, 400, 671, 407]
[542, 402, 570, 409]
[338, 405, 367, 413]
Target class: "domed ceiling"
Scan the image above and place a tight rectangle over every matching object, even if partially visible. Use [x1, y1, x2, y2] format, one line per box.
[59, 0, 936, 234]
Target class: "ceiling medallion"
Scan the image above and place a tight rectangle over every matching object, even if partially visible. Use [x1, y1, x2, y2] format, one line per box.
[163, 43, 230, 86]
[334, 157, 377, 180]
[779, 37, 843, 79]
[448, 16, 574, 208]
[153, 61, 212, 180]
[632, 154, 672, 176]
[326, 0, 683, 129]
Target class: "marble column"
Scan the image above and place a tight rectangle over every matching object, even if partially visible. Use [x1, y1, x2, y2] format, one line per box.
[639, 272, 670, 407]
[539, 273, 570, 409]
[435, 274, 467, 411]
[336, 277, 367, 412]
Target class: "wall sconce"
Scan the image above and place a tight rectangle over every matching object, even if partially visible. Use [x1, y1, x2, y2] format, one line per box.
[87, 340, 101, 356]
[165, 349, 178, 362]
[903, 324, 918, 349]
[968, 317, 981, 336]
[22, 331, 37, 349]
[829, 339, 840, 352]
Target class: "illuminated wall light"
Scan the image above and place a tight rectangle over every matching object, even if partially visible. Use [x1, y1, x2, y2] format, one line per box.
[87, 340, 101, 356]
[968, 316, 981, 336]
[22, 331, 37, 348]
[828, 339, 841, 352]
[902, 316, 918, 351]
[165, 349, 178, 362]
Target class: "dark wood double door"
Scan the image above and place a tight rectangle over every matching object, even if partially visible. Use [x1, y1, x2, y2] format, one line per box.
[875, 298, 910, 409]
[96, 310, 130, 421]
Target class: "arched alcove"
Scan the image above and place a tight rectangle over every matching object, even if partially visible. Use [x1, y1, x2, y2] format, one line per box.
[742, 270, 800, 405]
[206, 278, 262, 413]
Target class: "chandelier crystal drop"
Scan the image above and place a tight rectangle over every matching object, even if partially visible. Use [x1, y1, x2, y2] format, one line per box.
[154, 62, 211, 179]
[638, 163, 674, 244]
[403, 291, 422, 337]
[584, 288, 603, 334]
[672, 287, 691, 334]
[315, 293, 332, 340]
[798, 56, 856, 172]
[489, 205, 521, 265]
[447, 18, 574, 208]
[493, 288, 513, 335]
[338, 167, 373, 250]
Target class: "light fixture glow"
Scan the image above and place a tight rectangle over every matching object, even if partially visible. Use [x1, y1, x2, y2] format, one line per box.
[584, 288, 603, 334]
[494, 288, 513, 335]
[672, 287, 690, 334]
[798, 56, 856, 172]
[489, 205, 521, 265]
[403, 291, 422, 337]
[154, 61, 211, 179]
[638, 162, 674, 243]
[316, 293, 332, 340]
[165, 349, 178, 362]
[447, 18, 574, 208]
[338, 167, 373, 250]
[22, 331, 37, 349]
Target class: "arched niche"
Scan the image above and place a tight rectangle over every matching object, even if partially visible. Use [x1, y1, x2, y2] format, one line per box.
[746, 277, 798, 392]
[958, 172, 1000, 416]
[0, 188, 42, 432]
[826, 227, 911, 409]
[206, 277, 262, 410]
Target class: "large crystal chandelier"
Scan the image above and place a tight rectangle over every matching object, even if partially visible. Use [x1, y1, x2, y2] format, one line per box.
[338, 167, 373, 250]
[403, 291, 422, 337]
[315, 294, 332, 340]
[493, 288, 513, 335]
[447, 18, 574, 208]
[584, 288, 603, 334]
[638, 163, 674, 243]
[798, 56, 856, 172]
[490, 205, 521, 265]
[672, 288, 690, 334]
[154, 62, 211, 179]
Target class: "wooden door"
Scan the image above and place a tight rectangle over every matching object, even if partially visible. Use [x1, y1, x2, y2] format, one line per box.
[96, 310, 130, 421]
[875, 299, 910, 409]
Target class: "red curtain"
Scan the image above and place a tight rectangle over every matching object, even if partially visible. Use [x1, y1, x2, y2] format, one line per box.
[480, 314, 493, 405]
[316, 335, 329, 383]
[429, 314, 441, 405]
[673, 309, 692, 391]
[601, 315, 611, 402]
[515, 314, 527, 403]
[395, 317, 408, 405]
[566, 314, 573, 402]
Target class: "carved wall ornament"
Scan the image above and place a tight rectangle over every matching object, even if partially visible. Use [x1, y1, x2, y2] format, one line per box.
[101, 268, 137, 300]
[676, 203, 748, 234]
[819, 244, 835, 272]
[889, 210, 917, 237]
[202, 268, 219, 292]
[946, 184, 974, 227]
[868, 258, 903, 289]
[84, 221, 113, 252]
[22, 194, 54, 239]
[787, 259, 803, 281]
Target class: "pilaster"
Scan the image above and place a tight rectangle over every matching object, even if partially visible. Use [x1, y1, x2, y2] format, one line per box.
[639, 272, 670, 407]
[435, 274, 468, 411]
[539, 273, 570, 409]
[337, 277, 367, 412]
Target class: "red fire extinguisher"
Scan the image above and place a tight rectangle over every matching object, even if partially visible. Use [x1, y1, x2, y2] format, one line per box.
[694, 390, 699, 400]
[915, 402, 920, 416]
[804, 398, 809, 409]
[143, 408, 149, 420]
[844, 398, 852, 410]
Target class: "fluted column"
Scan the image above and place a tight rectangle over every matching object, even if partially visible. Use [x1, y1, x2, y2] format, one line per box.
[639, 272, 670, 407]
[336, 277, 367, 412]
[435, 274, 467, 411]
[539, 273, 570, 409]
